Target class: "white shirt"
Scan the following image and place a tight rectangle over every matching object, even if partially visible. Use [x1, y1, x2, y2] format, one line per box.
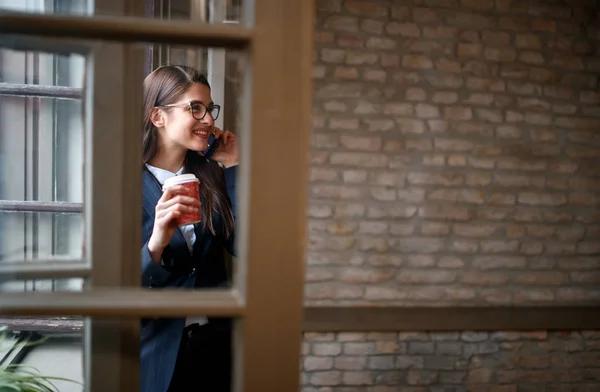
[145, 163, 208, 327]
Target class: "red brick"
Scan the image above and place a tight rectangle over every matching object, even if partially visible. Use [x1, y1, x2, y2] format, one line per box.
[413, 7, 439, 22]
[424, 26, 457, 39]
[418, 205, 472, 221]
[432, 91, 459, 104]
[482, 30, 510, 45]
[473, 256, 527, 270]
[334, 356, 367, 370]
[516, 33, 541, 48]
[364, 69, 387, 82]
[390, 5, 410, 21]
[448, 12, 494, 28]
[304, 356, 334, 371]
[309, 371, 342, 386]
[461, 0, 494, 9]
[344, 0, 388, 17]
[336, 34, 364, 48]
[386, 22, 420, 37]
[519, 51, 545, 64]
[366, 37, 396, 50]
[519, 272, 569, 285]
[532, 19, 556, 32]
[405, 87, 427, 101]
[485, 47, 517, 62]
[325, 15, 359, 31]
[467, 77, 506, 92]
[463, 272, 509, 285]
[458, 43, 483, 57]
[333, 66, 358, 80]
[403, 54, 433, 69]
[444, 106, 473, 120]
[360, 18, 384, 34]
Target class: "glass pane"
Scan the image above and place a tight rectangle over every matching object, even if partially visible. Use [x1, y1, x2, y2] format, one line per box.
[152, 0, 245, 73]
[0, 321, 84, 392]
[0, 48, 85, 88]
[0, 47, 86, 295]
[157, 0, 243, 23]
[1, 278, 84, 292]
[0, 0, 243, 21]
[0, 212, 82, 261]
[0, 0, 88, 15]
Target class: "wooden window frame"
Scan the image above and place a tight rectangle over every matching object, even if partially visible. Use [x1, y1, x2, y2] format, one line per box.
[0, 0, 314, 391]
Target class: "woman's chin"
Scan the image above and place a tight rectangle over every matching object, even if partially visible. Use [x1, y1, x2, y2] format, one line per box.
[188, 141, 209, 152]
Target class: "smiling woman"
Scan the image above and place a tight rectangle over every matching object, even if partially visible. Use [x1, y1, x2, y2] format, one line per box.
[140, 64, 239, 392]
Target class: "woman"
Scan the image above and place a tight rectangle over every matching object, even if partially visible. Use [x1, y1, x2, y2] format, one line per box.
[139, 65, 238, 392]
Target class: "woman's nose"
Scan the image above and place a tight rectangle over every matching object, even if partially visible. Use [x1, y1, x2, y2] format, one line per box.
[202, 112, 214, 126]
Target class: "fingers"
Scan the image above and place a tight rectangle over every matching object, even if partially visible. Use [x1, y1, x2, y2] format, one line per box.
[156, 200, 201, 222]
[213, 129, 236, 145]
[213, 127, 224, 139]
[223, 130, 237, 144]
[158, 186, 174, 204]
[160, 194, 200, 210]
[156, 209, 181, 227]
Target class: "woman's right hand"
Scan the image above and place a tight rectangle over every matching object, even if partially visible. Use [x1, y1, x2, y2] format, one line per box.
[147, 185, 201, 263]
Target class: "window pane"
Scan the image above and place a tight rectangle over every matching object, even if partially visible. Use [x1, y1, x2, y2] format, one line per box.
[0, 277, 84, 292]
[152, 0, 244, 72]
[0, 49, 85, 88]
[0, 212, 82, 261]
[0, 0, 243, 21]
[0, 49, 86, 296]
[0, 321, 84, 392]
[156, 0, 242, 23]
[0, 0, 88, 15]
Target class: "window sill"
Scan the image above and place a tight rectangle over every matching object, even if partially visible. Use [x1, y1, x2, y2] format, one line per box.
[0, 316, 83, 334]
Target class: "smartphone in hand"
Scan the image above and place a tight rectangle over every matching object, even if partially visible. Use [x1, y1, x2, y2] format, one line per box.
[203, 134, 220, 159]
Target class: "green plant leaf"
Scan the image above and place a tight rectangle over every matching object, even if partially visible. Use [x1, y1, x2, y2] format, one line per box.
[0, 381, 21, 392]
[0, 327, 83, 391]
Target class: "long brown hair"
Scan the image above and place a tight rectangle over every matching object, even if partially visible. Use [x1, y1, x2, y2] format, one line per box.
[143, 65, 234, 238]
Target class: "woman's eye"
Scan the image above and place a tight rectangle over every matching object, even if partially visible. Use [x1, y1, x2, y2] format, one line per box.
[190, 104, 202, 112]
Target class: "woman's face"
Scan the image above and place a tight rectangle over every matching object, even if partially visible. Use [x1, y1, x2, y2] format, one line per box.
[155, 82, 215, 154]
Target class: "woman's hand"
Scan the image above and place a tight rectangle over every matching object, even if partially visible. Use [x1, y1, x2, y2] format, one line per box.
[147, 185, 201, 263]
[211, 128, 239, 168]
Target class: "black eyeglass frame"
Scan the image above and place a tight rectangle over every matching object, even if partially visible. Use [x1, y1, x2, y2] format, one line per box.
[158, 101, 221, 121]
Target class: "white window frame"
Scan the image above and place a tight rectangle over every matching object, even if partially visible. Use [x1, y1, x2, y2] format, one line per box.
[0, 0, 314, 391]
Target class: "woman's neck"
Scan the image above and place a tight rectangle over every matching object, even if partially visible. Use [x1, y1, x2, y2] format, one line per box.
[148, 148, 186, 173]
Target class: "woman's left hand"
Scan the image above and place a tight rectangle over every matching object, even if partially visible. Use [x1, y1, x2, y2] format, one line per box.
[211, 128, 239, 168]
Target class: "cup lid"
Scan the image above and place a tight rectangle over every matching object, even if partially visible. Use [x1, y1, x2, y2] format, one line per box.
[163, 174, 199, 189]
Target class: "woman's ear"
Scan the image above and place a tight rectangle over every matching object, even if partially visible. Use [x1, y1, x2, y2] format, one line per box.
[150, 107, 165, 128]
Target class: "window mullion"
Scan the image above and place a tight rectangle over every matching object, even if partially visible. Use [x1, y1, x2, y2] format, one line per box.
[84, 2, 144, 386]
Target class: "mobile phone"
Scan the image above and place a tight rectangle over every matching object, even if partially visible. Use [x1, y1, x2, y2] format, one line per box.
[204, 135, 220, 159]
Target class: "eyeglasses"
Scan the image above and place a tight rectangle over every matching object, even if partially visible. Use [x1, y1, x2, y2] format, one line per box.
[159, 101, 221, 121]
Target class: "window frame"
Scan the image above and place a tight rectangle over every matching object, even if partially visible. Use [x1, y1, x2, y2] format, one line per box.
[0, 1, 314, 391]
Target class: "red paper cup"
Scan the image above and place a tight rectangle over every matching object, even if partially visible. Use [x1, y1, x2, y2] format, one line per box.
[162, 174, 201, 226]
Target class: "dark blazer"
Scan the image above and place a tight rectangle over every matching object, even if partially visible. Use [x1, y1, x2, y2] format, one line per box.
[139, 161, 237, 392]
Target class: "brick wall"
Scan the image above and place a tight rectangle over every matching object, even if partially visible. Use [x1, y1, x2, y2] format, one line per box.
[303, 0, 600, 390]
[303, 331, 600, 391]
